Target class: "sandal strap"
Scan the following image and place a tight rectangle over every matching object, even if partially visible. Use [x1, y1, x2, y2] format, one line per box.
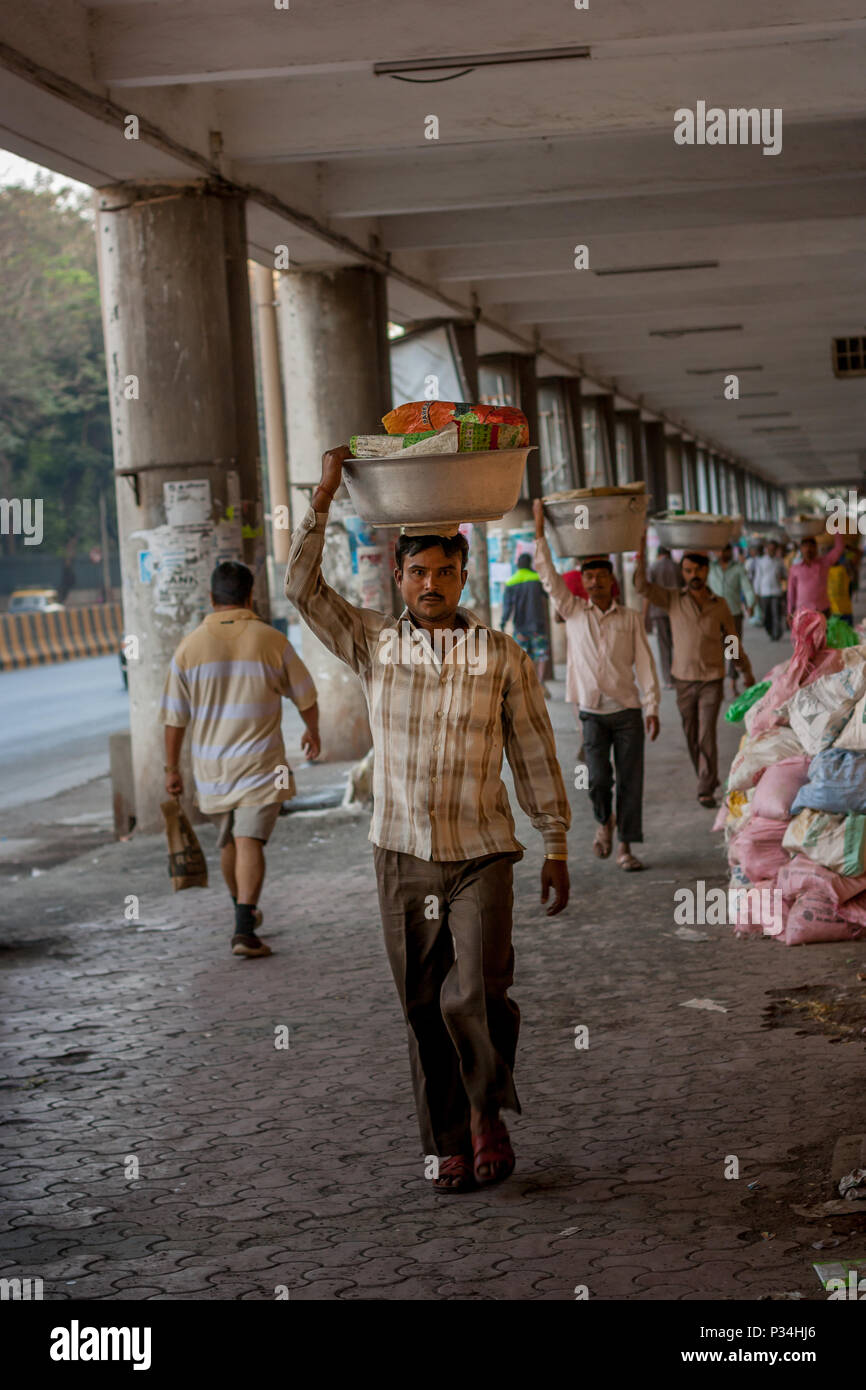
[472, 1121, 513, 1166]
[436, 1154, 472, 1177]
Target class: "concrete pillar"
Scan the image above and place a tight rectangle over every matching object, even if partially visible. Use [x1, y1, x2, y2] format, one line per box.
[277, 265, 392, 761]
[561, 377, 587, 488]
[451, 320, 490, 625]
[95, 180, 267, 833]
[665, 434, 684, 510]
[644, 422, 667, 516]
[682, 440, 698, 510]
[597, 394, 618, 486]
[251, 262, 291, 565]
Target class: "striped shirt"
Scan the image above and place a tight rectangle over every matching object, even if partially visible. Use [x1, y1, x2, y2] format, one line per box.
[285, 507, 570, 861]
[161, 608, 317, 813]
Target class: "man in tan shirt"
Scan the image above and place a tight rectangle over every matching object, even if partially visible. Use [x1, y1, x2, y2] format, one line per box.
[285, 447, 571, 1195]
[634, 535, 753, 807]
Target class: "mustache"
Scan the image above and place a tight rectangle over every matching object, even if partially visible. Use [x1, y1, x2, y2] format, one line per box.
[420, 593, 444, 600]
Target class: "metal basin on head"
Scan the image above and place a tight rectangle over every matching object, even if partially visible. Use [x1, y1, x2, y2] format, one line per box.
[652, 513, 742, 550]
[543, 488, 647, 558]
[783, 515, 829, 541]
[341, 447, 534, 529]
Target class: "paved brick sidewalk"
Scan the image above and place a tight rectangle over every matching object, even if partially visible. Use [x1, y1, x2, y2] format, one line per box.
[2, 621, 865, 1300]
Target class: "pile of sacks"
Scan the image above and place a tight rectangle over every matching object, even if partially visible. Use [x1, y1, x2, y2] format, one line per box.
[717, 610, 866, 945]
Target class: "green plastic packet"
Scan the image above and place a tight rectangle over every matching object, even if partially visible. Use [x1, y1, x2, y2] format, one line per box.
[826, 615, 859, 649]
[724, 679, 771, 723]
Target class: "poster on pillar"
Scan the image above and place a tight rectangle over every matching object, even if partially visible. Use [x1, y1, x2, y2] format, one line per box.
[213, 471, 244, 566]
[356, 545, 390, 612]
[148, 523, 213, 621]
[164, 480, 212, 527]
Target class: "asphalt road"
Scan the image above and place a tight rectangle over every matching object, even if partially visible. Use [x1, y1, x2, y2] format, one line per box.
[0, 655, 130, 810]
[0, 624, 311, 813]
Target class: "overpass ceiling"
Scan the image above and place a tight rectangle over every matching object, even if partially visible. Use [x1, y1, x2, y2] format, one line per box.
[1, 0, 865, 488]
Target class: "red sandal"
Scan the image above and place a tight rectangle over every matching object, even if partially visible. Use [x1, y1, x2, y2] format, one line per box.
[432, 1154, 476, 1195]
[472, 1120, 515, 1186]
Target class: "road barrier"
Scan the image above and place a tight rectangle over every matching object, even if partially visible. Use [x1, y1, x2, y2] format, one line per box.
[0, 603, 122, 672]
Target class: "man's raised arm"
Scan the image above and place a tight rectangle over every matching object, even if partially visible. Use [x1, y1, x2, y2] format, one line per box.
[284, 446, 374, 674]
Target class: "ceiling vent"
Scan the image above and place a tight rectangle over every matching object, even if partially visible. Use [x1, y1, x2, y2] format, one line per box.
[832, 337, 866, 378]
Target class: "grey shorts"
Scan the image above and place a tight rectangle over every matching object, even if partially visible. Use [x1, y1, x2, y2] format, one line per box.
[214, 801, 283, 848]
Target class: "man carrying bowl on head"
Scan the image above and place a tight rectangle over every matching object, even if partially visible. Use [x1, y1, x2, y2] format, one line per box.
[532, 500, 660, 871]
[634, 535, 754, 809]
[285, 447, 571, 1195]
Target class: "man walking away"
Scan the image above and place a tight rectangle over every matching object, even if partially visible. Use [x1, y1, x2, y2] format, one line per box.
[286, 448, 570, 1195]
[753, 540, 787, 640]
[635, 537, 753, 809]
[162, 561, 320, 958]
[643, 545, 679, 688]
[709, 543, 756, 697]
[787, 533, 845, 623]
[501, 553, 551, 692]
[533, 502, 659, 871]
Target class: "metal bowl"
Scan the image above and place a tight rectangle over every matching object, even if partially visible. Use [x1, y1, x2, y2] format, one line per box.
[782, 515, 828, 540]
[652, 513, 741, 550]
[543, 490, 647, 558]
[341, 448, 534, 529]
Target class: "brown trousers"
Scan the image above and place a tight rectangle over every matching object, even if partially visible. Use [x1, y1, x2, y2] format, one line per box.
[674, 676, 724, 798]
[373, 845, 522, 1157]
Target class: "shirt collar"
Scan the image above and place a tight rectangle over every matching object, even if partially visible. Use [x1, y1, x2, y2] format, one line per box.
[392, 605, 486, 633]
[204, 608, 257, 625]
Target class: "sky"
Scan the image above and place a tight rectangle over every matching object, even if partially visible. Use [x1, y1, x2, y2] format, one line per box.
[0, 148, 89, 195]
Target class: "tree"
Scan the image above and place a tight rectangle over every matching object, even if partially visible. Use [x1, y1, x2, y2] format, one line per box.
[0, 176, 114, 556]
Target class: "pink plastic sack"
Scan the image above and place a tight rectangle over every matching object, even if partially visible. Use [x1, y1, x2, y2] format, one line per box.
[782, 888, 857, 946]
[837, 892, 866, 931]
[728, 877, 786, 937]
[750, 756, 811, 819]
[728, 814, 790, 884]
[748, 610, 844, 737]
[776, 854, 866, 905]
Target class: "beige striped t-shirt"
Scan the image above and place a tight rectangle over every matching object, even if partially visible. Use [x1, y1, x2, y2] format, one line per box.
[285, 507, 570, 862]
[161, 608, 317, 813]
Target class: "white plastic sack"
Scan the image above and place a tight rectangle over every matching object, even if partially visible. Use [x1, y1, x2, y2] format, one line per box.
[834, 687, 866, 752]
[785, 649, 866, 755]
[782, 808, 866, 877]
[727, 726, 805, 793]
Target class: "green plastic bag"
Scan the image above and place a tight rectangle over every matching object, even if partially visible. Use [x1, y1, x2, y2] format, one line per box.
[826, 615, 859, 649]
[724, 679, 771, 723]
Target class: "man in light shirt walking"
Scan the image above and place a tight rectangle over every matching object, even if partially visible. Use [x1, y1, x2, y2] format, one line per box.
[285, 448, 571, 1196]
[162, 561, 320, 959]
[752, 539, 787, 641]
[709, 542, 756, 697]
[533, 501, 659, 871]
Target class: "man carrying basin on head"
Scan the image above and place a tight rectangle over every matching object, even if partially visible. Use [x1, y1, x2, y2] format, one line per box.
[285, 447, 571, 1196]
[787, 532, 845, 623]
[634, 535, 754, 810]
[532, 500, 660, 871]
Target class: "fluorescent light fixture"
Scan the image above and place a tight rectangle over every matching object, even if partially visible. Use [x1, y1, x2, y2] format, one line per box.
[375, 46, 591, 77]
[650, 325, 742, 340]
[594, 261, 719, 277]
[686, 365, 763, 375]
